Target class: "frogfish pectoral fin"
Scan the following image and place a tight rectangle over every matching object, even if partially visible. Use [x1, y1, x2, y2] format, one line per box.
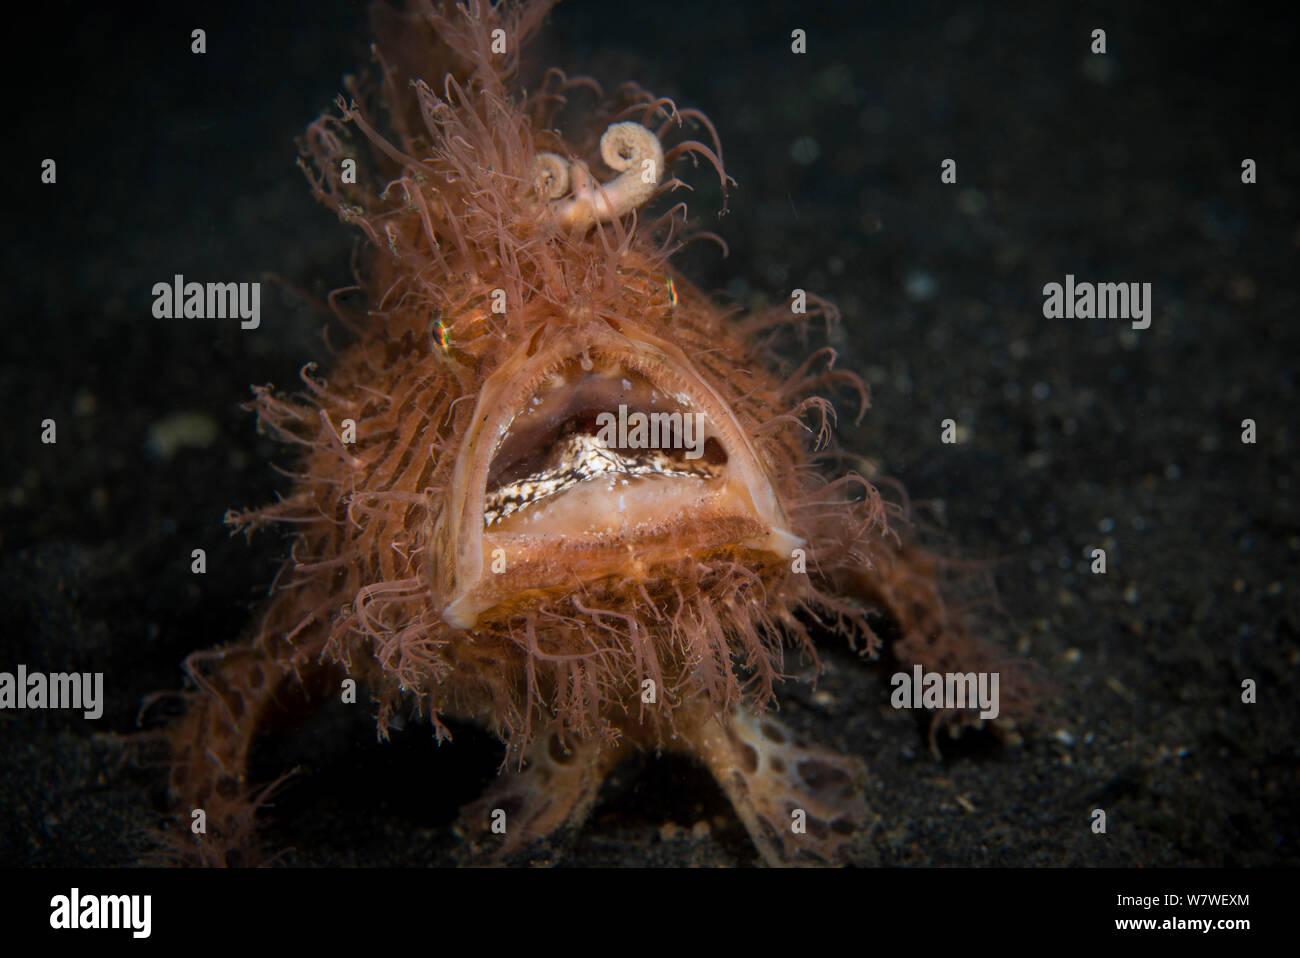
[680, 704, 878, 866]
[453, 730, 630, 859]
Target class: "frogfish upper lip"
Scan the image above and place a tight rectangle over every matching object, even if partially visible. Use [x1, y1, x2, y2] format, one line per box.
[434, 320, 803, 630]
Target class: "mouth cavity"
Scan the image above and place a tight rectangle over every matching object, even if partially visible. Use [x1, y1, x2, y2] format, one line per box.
[483, 361, 729, 531]
[436, 327, 802, 630]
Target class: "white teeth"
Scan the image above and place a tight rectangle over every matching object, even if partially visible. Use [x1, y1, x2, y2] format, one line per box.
[483, 431, 721, 526]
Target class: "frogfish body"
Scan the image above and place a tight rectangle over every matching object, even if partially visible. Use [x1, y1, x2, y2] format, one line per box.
[154, 0, 1034, 867]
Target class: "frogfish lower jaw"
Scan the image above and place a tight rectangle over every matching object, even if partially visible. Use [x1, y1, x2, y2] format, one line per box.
[436, 319, 803, 631]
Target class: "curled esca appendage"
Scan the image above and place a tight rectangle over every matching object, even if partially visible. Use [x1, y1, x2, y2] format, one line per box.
[533, 122, 664, 230]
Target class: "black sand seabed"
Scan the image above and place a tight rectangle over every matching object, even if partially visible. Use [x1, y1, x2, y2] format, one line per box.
[1, 0, 1296, 867]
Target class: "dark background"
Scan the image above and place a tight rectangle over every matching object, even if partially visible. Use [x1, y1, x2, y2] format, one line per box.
[2, 0, 1296, 866]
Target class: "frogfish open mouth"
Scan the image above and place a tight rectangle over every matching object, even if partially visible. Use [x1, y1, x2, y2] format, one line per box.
[146, 0, 1037, 867]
